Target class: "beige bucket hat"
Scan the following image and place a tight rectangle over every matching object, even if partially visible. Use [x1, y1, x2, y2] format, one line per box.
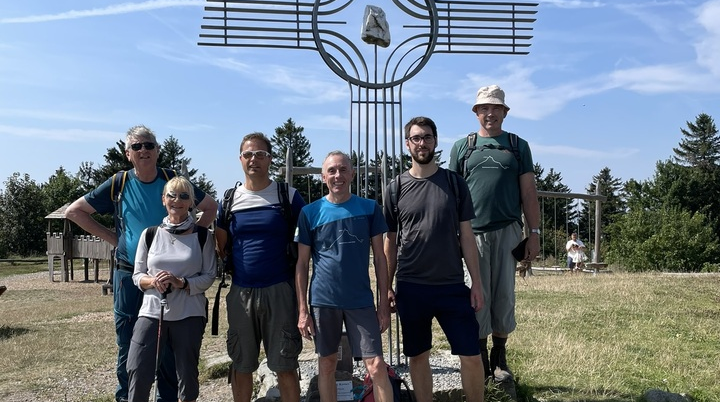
[472, 84, 510, 113]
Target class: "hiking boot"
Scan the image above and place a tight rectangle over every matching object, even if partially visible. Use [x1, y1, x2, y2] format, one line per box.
[490, 347, 514, 383]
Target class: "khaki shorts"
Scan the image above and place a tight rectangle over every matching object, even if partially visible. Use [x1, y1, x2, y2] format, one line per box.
[474, 222, 521, 336]
[226, 281, 302, 373]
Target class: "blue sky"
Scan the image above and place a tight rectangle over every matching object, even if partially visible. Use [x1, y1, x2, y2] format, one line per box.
[1, 0, 719, 198]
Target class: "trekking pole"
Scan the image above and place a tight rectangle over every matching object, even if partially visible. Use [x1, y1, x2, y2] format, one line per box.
[153, 287, 171, 402]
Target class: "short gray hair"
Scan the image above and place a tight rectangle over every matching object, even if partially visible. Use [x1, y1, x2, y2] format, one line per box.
[125, 125, 158, 150]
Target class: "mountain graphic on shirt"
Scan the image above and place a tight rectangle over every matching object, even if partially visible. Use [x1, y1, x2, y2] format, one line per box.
[323, 229, 365, 250]
[478, 156, 510, 169]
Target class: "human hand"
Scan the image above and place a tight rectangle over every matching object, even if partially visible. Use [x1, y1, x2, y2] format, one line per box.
[387, 289, 396, 314]
[297, 312, 315, 340]
[470, 283, 484, 312]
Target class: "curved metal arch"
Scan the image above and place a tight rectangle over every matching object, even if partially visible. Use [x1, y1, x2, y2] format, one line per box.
[312, 0, 439, 89]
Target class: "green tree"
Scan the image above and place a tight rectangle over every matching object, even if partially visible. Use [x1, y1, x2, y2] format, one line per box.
[0, 173, 47, 256]
[673, 113, 720, 170]
[578, 167, 626, 247]
[534, 163, 574, 262]
[42, 167, 84, 216]
[270, 118, 316, 202]
[607, 207, 719, 272]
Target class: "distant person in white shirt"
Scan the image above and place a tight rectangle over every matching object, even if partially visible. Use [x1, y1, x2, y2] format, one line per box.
[565, 232, 586, 271]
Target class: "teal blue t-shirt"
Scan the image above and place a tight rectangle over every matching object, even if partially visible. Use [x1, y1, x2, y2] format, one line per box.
[296, 195, 387, 309]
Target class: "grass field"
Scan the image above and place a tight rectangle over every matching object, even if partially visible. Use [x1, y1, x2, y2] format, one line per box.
[1, 261, 719, 401]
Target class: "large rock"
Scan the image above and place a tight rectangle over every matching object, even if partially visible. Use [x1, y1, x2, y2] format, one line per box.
[361, 5, 391, 48]
[643, 389, 692, 402]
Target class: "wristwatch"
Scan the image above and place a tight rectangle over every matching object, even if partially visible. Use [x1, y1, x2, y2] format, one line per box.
[181, 277, 189, 289]
[530, 228, 541, 235]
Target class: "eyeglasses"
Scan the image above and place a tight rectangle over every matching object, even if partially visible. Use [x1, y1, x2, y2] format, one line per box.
[241, 150, 272, 160]
[406, 135, 435, 144]
[165, 192, 191, 200]
[130, 142, 156, 151]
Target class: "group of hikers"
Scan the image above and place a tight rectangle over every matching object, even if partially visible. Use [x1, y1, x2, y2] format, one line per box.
[64, 84, 542, 402]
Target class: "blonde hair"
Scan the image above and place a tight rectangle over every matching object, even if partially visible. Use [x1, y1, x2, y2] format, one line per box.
[163, 176, 195, 205]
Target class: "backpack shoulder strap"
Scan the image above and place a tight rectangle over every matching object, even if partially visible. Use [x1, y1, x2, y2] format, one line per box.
[110, 170, 127, 202]
[460, 132, 477, 178]
[194, 225, 208, 252]
[387, 174, 402, 247]
[222, 182, 241, 230]
[159, 168, 177, 181]
[508, 132, 521, 164]
[144, 225, 158, 250]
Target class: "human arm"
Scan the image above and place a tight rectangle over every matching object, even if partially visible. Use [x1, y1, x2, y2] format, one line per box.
[519, 172, 540, 261]
[371, 234, 390, 333]
[215, 227, 228, 260]
[566, 240, 575, 253]
[195, 194, 218, 228]
[459, 221, 483, 311]
[65, 197, 118, 247]
[295, 243, 314, 340]
[383, 232, 398, 313]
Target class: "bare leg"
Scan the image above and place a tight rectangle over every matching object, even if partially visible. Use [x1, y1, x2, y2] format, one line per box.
[362, 356, 392, 402]
[318, 354, 338, 402]
[276, 369, 300, 402]
[230, 369, 252, 402]
[459, 355, 485, 402]
[408, 351, 432, 402]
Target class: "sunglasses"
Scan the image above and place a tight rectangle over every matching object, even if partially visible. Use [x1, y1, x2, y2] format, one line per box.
[165, 192, 191, 200]
[130, 142, 156, 151]
[241, 150, 271, 160]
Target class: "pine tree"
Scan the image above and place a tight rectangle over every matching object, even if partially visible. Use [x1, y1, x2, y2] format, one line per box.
[579, 167, 626, 247]
[673, 113, 720, 170]
[270, 118, 317, 202]
[533, 163, 574, 261]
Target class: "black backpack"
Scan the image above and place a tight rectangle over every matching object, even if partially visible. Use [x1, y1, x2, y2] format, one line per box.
[211, 181, 297, 335]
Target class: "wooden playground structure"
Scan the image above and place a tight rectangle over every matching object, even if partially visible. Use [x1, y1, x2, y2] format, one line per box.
[45, 204, 113, 283]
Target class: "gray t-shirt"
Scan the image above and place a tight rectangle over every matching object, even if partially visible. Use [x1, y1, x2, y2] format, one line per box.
[383, 168, 475, 285]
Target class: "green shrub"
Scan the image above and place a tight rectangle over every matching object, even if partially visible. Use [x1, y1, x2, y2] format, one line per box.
[607, 207, 720, 272]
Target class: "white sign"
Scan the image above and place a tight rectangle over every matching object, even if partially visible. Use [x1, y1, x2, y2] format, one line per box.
[336, 380, 354, 401]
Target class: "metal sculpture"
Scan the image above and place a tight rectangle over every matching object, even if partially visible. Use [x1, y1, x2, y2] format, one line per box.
[199, 0, 537, 196]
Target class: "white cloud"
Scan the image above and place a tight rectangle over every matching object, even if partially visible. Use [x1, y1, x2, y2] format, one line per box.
[0, 0, 203, 24]
[610, 64, 720, 93]
[540, 0, 605, 8]
[694, 0, 720, 76]
[0, 125, 118, 141]
[463, 62, 618, 120]
[0, 108, 109, 123]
